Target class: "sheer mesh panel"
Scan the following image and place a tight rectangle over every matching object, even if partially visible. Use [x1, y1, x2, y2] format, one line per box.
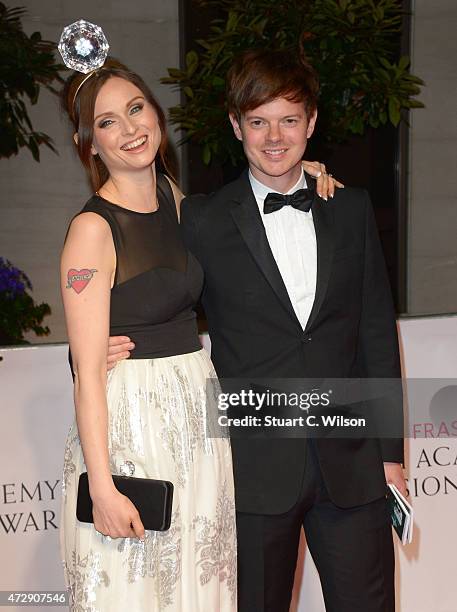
[89, 175, 188, 286]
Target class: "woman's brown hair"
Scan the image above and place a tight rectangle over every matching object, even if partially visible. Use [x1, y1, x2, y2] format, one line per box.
[61, 57, 176, 191]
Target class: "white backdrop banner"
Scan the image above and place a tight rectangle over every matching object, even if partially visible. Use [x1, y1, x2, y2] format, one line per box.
[0, 344, 73, 610]
[0, 317, 456, 611]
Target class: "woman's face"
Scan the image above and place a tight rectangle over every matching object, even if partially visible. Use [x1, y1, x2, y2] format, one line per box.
[91, 76, 162, 175]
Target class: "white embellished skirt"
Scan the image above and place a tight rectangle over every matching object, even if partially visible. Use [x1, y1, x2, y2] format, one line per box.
[60, 348, 237, 611]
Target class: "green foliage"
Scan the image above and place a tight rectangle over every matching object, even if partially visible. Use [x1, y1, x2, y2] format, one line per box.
[161, 0, 424, 165]
[0, 3, 63, 161]
[0, 258, 51, 345]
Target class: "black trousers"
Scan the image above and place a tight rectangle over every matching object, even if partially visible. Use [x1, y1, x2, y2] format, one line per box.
[236, 443, 395, 612]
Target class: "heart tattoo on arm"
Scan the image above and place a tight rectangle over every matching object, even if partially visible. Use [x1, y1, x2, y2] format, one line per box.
[66, 269, 98, 294]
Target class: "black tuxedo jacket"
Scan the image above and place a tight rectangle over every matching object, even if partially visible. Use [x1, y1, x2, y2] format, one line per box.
[181, 170, 403, 515]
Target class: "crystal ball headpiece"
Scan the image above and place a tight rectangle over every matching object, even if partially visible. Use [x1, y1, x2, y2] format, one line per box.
[58, 19, 110, 114]
[58, 19, 109, 74]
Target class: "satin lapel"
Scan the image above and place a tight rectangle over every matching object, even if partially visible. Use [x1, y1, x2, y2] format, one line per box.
[229, 172, 301, 325]
[305, 183, 335, 332]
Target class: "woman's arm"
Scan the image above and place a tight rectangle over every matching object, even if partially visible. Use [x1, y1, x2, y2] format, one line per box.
[61, 212, 144, 539]
[164, 164, 343, 211]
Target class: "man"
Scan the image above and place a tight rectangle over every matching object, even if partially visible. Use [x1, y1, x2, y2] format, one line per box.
[109, 49, 406, 611]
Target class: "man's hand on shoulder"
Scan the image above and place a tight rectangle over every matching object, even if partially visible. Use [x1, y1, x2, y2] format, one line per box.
[384, 462, 408, 499]
[107, 336, 135, 370]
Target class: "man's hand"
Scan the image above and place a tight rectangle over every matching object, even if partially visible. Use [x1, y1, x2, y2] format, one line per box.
[302, 160, 344, 200]
[384, 462, 408, 498]
[107, 335, 134, 370]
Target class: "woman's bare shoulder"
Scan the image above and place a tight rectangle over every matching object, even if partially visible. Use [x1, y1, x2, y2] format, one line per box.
[66, 211, 111, 242]
[163, 175, 185, 219]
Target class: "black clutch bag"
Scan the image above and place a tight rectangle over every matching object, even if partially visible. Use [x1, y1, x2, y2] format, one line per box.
[76, 472, 174, 531]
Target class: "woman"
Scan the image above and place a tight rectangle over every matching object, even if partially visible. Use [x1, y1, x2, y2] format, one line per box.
[60, 57, 237, 611]
[59, 56, 337, 611]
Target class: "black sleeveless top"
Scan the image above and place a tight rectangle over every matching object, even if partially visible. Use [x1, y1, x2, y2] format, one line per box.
[78, 174, 204, 359]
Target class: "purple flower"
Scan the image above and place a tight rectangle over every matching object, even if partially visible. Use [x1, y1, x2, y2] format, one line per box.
[0, 258, 32, 299]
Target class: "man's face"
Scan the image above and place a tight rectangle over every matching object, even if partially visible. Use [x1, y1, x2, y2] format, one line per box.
[229, 97, 317, 188]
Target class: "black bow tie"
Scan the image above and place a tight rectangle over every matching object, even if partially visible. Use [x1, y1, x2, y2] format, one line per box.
[263, 188, 314, 214]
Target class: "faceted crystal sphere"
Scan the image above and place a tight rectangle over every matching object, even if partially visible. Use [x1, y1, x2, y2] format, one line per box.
[58, 19, 109, 74]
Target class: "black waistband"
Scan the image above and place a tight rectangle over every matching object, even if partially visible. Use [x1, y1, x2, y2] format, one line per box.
[111, 316, 202, 359]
